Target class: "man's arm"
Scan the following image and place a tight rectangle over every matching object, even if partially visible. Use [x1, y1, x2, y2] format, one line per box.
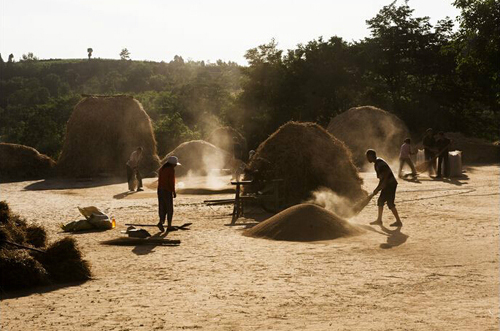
[373, 168, 390, 195]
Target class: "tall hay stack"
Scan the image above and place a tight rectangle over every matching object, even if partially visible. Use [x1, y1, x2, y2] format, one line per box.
[327, 106, 410, 166]
[0, 143, 55, 181]
[57, 95, 160, 177]
[206, 126, 247, 158]
[162, 140, 232, 177]
[246, 121, 367, 205]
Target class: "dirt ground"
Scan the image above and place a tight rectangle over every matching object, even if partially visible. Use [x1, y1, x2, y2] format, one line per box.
[1, 165, 499, 331]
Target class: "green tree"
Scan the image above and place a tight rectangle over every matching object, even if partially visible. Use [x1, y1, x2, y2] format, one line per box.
[120, 48, 131, 60]
[87, 48, 93, 60]
[21, 52, 38, 61]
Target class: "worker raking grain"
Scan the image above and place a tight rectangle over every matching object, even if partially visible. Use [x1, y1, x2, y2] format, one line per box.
[244, 203, 363, 241]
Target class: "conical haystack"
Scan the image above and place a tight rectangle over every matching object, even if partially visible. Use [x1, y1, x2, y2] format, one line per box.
[244, 203, 363, 241]
[0, 143, 55, 181]
[162, 140, 233, 177]
[206, 126, 247, 158]
[246, 121, 366, 205]
[327, 106, 409, 166]
[57, 95, 160, 177]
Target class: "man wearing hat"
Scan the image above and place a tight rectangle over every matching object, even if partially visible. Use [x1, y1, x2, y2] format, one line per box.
[157, 156, 180, 232]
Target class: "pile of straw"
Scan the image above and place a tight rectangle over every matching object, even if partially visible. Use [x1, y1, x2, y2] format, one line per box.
[0, 201, 91, 292]
[57, 95, 160, 177]
[327, 106, 409, 166]
[162, 140, 233, 177]
[206, 126, 247, 157]
[244, 203, 363, 241]
[0, 143, 55, 181]
[246, 121, 366, 205]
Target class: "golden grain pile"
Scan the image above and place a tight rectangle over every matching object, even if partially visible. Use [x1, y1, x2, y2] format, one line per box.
[246, 121, 366, 205]
[162, 140, 233, 176]
[57, 95, 160, 177]
[0, 143, 55, 181]
[327, 106, 409, 166]
[0, 201, 91, 292]
[244, 203, 363, 241]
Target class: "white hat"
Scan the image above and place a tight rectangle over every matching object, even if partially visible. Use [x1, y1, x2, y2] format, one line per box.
[167, 156, 181, 165]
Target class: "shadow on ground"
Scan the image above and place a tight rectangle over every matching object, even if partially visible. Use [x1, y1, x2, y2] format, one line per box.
[24, 177, 126, 191]
[0, 280, 88, 300]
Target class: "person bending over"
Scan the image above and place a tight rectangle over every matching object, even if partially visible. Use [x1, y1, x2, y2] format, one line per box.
[366, 149, 403, 227]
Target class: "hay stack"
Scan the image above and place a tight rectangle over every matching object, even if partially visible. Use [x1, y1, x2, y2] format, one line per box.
[0, 143, 55, 181]
[57, 95, 160, 177]
[244, 203, 363, 241]
[206, 126, 247, 157]
[327, 106, 410, 166]
[445, 132, 500, 164]
[246, 121, 366, 205]
[0, 201, 91, 292]
[162, 140, 233, 177]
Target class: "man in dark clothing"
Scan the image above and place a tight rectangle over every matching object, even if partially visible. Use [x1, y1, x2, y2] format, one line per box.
[435, 132, 451, 178]
[157, 156, 180, 232]
[422, 128, 436, 175]
[366, 149, 403, 227]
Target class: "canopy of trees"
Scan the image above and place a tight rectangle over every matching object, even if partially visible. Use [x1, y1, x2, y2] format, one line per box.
[0, 1, 497, 158]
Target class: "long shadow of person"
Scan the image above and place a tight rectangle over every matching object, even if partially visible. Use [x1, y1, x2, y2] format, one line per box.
[113, 191, 138, 199]
[379, 225, 409, 249]
[132, 231, 171, 255]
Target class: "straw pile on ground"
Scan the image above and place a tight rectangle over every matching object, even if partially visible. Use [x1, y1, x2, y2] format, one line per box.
[206, 126, 247, 157]
[163, 140, 233, 177]
[446, 132, 500, 164]
[244, 203, 363, 241]
[0, 201, 91, 292]
[246, 121, 366, 205]
[57, 95, 160, 178]
[327, 106, 410, 166]
[0, 143, 55, 181]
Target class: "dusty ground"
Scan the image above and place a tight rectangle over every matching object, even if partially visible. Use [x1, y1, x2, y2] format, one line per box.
[1, 165, 499, 330]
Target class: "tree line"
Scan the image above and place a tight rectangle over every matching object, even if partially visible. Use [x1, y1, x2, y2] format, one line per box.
[0, 0, 497, 159]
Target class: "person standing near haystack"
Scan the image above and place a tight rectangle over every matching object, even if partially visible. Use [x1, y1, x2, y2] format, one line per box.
[435, 132, 451, 178]
[366, 149, 403, 227]
[398, 138, 417, 178]
[126, 147, 143, 192]
[422, 128, 436, 175]
[157, 156, 180, 232]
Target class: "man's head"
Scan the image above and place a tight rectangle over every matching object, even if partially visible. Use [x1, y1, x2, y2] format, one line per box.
[404, 138, 411, 144]
[137, 147, 143, 153]
[426, 128, 433, 136]
[366, 149, 377, 163]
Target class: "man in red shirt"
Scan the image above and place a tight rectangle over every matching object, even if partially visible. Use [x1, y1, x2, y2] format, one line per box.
[157, 156, 180, 232]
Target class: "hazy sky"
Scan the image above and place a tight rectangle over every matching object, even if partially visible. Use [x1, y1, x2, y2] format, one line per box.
[0, 0, 460, 65]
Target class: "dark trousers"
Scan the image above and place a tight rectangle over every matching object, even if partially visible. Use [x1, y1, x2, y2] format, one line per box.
[158, 189, 173, 226]
[424, 149, 436, 174]
[126, 165, 143, 191]
[437, 153, 450, 177]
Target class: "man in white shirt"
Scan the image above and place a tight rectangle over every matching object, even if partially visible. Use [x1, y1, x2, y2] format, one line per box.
[126, 147, 143, 191]
[398, 138, 417, 178]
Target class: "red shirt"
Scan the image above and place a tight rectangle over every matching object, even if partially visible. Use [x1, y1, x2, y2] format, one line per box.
[158, 166, 175, 192]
